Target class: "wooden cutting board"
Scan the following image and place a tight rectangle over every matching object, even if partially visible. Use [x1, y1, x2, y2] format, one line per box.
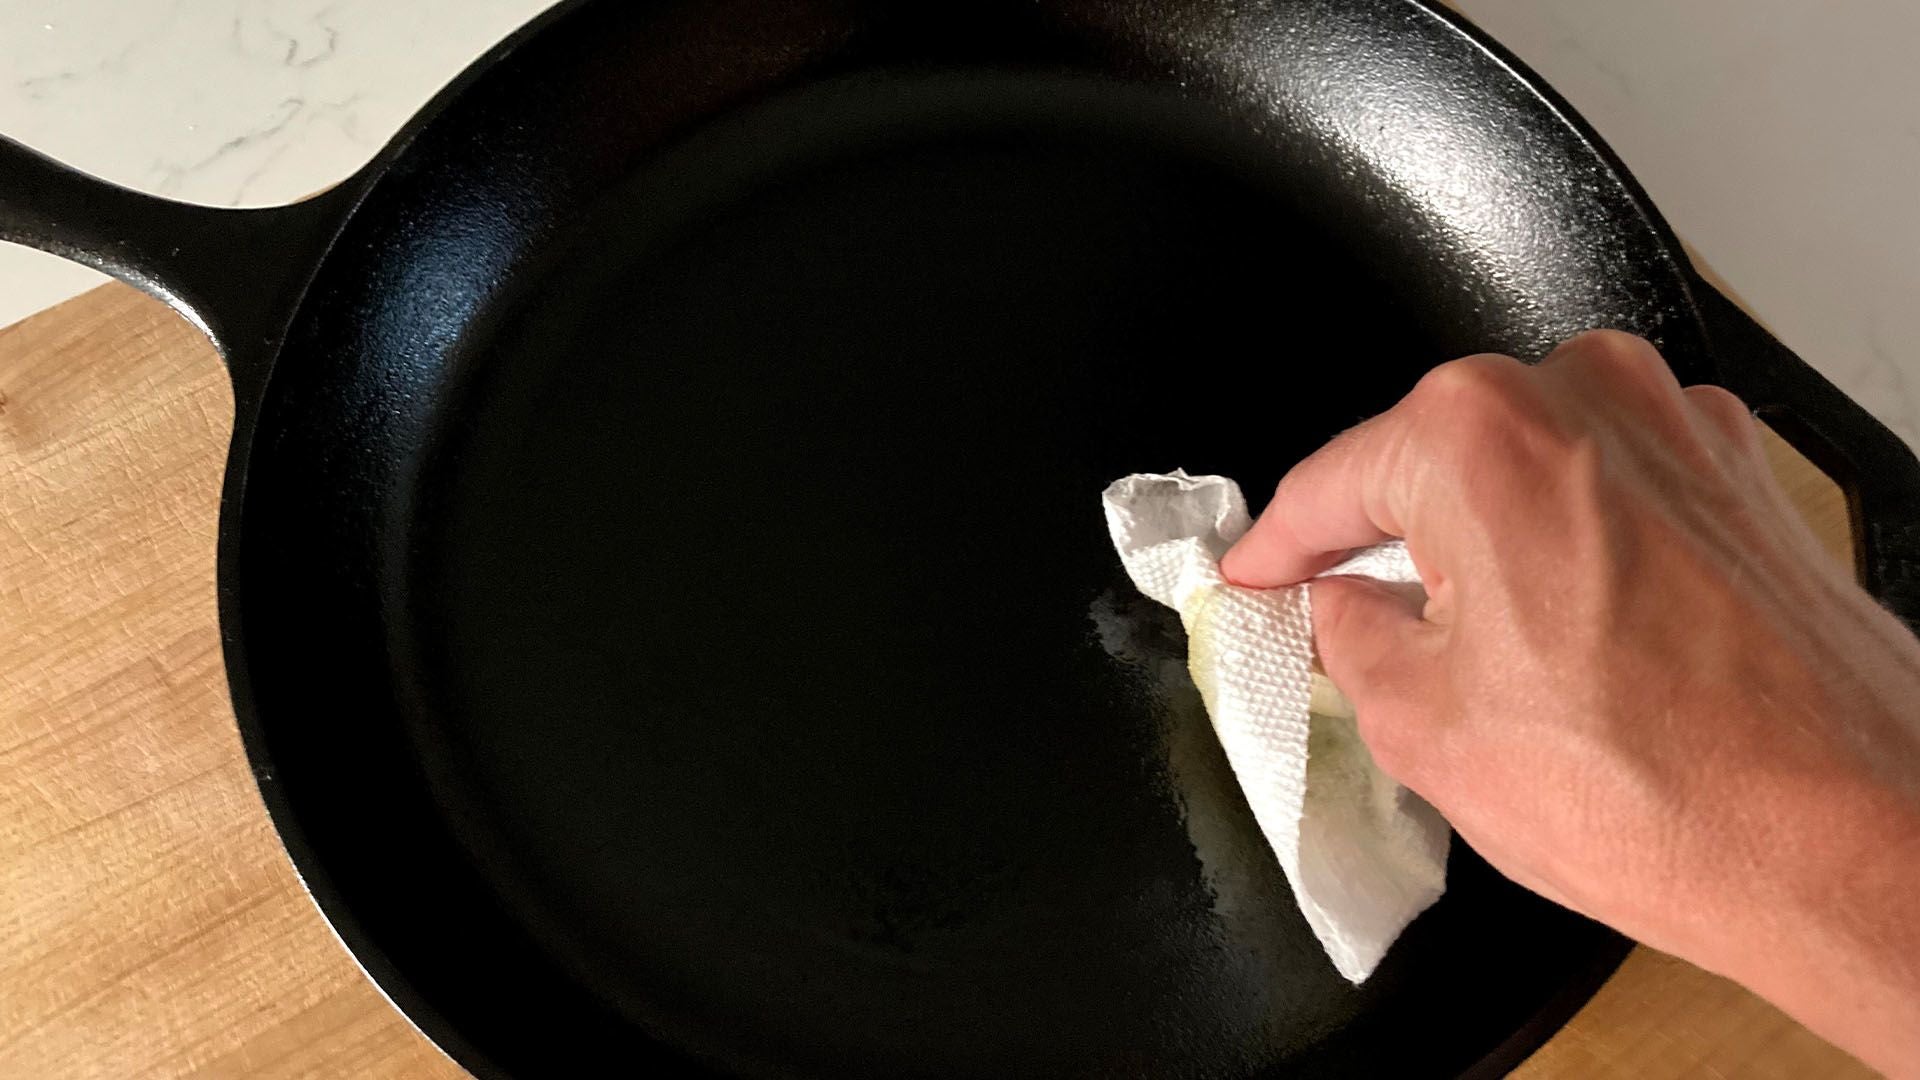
[0, 283, 1873, 1078]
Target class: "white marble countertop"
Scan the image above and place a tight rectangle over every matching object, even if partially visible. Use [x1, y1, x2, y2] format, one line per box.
[3, 0, 1915, 446]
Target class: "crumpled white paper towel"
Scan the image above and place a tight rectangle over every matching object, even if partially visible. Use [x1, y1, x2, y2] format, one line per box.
[1101, 470, 1449, 983]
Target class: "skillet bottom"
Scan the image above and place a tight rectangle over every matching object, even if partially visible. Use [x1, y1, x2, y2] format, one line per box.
[392, 74, 1620, 1077]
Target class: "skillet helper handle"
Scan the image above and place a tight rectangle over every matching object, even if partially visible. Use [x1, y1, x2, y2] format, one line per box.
[0, 134, 350, 403]
[1691, 278, 1920, 631]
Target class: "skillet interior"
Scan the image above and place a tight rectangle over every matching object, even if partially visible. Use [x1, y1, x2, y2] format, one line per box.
[233, 1, 1694, 1075]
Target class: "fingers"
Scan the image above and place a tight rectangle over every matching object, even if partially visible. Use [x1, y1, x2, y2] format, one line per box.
[1683, 383, 1763, 454]
[1536, 330, 1694, 421]
[1308, 575, 1442, 775]
[1221, 413, 1401, 587]
[1537, 329, 1683, 395]
[1310, 575, 1427, 692]
[1222, 333, 1723, 594]
[1540, 330, 1760, 451]
[1221, 353, 1525, 589]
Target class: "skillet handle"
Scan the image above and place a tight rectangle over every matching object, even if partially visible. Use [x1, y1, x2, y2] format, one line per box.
[0, 135, 352, 406]
[1692, 278, 1920, 632]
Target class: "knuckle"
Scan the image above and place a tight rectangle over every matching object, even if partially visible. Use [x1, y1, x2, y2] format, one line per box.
[1689, 380, 1751, 409]
[1411, 353, 1524, 407]
[1560, 329, 1670, 381]
[1410, 354, 1567, 470]
[1684, 383, 1752, 418]
[1683, 384, 1762, 447]
[1411, 356, 1527, 437]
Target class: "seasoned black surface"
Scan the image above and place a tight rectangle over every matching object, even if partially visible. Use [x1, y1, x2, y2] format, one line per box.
[228, 0, 1718, 1075]
[406, 76, 1599, 1077]
[13, 0, 1917, 1075]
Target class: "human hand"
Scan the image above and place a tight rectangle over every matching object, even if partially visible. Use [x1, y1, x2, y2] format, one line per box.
[1221, 331, 1920, 1076]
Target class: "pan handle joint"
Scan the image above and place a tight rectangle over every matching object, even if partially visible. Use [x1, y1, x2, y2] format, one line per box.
[0, 135, 355, 408]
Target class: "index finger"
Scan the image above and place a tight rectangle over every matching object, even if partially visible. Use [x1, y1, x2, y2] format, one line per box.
[1219, 353, 1520, 588]
[1218, 411, 1409, 587]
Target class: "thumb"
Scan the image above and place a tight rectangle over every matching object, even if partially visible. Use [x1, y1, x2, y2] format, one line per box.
[1309, 575, 1441, 771]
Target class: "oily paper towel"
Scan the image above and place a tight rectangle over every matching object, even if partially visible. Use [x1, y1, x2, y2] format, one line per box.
[1101, 470, 1449, 983]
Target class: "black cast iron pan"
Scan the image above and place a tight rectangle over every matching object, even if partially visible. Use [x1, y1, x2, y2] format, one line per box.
[6, 1, 1919, 1076]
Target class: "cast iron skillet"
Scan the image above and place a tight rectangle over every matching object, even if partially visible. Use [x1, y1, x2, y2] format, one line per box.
[5, 1, 1919, 1076]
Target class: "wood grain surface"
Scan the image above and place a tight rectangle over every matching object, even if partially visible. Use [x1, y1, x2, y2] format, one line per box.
[0, 284, 1873, 1077]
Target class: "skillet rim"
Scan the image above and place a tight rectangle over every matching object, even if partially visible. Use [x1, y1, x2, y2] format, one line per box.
[218, 2, 1696, 1075]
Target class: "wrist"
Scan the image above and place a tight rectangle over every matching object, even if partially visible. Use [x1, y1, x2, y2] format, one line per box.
[1701, 783, 1920, 1075]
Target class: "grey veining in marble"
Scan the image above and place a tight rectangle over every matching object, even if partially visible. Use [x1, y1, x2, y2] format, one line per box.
[0, 0, 547, 326]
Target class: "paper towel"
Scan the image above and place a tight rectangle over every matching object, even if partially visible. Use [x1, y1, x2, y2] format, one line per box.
[1101, 470, 1449, 983]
